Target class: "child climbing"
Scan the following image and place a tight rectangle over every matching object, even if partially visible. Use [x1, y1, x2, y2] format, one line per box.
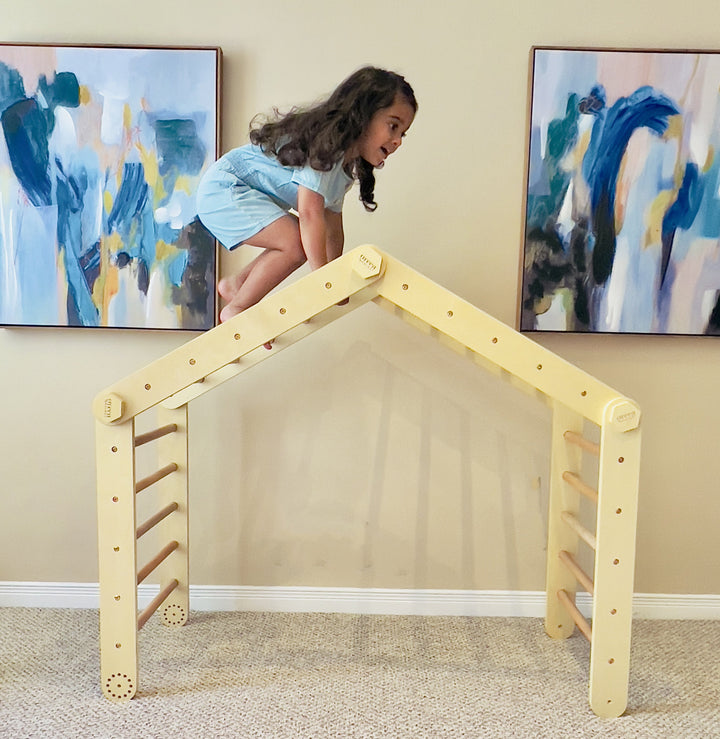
[196, 66, 417, 323]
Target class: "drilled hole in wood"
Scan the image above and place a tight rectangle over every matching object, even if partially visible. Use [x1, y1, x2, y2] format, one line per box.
[581, 390, 587, 397]
[537, 364, 543, 370]
[402, 283, 409, 290]
[279, 307, 287, 314]
[112, 497, 119, 503]
[492, 337, 498, 343]
[610, 609, 617, 615]
[618, 457, 625, 463]
[111, 446, 118, 453]
[234, 333, 241, 340]
[613, 558, 620, 565]
[189, 358, 196, 365]
[145, 383, 151, 390]
[325, 282, 332, 289]
[447, 310, 454, 317]
[616, 508, 623, 514]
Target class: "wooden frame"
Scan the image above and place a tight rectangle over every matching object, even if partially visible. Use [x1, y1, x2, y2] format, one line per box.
[94, 245, 641, 717]
[0, 43, 220, 330]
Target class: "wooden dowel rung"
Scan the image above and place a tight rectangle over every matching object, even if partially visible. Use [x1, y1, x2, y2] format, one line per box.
[559, 549, 595, 595]
[562, 471, 599, 504]
[563, 430, 600, 456]
[134, 424, 178, 447]
[136, 502, 179, 540]
[135, 463, 178, 494]
[557, 589, 592, 642]
[137, 579, 179, 630]
[137, 541, 179, 585]
[561, 511, 597, 550]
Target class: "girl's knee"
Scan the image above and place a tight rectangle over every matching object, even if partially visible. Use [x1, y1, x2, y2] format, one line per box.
[283, 237, 307, 269]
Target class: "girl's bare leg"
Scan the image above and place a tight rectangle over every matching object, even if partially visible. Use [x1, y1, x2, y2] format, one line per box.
[219, 215, 306, 323]
[218, 261, 254, 302]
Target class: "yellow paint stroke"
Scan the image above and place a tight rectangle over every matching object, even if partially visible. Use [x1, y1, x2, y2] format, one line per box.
[79, 84, 91, 105]
[137, 142, 165, 204]
[94, 232, 123, 325]
[564, 128, 592, 171]
[155, 239, 176, 263]
[55, 247, 68, 324]
[615, 157, 629, 231]
[645, 191, 675, 247]
[703, 145, 715, 173]
[103, 189, 114, 215]
[174, 174, 194, 196]
[123, 103, 132, 133]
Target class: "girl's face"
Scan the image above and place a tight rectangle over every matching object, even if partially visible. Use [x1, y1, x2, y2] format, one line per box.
[350, 95, 415, 168]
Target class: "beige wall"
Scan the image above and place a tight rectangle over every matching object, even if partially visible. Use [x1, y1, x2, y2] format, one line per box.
[1, 0, 719, 595]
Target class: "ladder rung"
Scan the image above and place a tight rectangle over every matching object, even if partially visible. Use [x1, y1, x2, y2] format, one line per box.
[136, 502, 179, 539]
[563, 431, 600, 456]
[561, 511, 597, 550]
[135, 463, 178, 494]
[557, 589, 592, 642]
[562, 471, 599, 504]
[138, 579, 179, 630]
[559, 549, 594, 595]
[134, 424, 178, 447]
[137, 541, 179, 585]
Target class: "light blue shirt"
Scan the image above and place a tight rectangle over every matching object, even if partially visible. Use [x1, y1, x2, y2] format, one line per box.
[221, 143, 353, 213]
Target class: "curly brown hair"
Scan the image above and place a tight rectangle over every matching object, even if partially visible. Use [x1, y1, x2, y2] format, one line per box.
[249, 66, 417, 211]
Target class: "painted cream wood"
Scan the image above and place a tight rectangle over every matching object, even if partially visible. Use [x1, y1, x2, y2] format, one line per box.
[94, 245, 641, 716]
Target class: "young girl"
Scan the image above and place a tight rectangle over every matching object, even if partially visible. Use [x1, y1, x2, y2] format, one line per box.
[196, 66, 417, 323]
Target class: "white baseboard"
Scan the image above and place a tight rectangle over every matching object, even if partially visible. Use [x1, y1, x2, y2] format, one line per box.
[1, 582, 718, 620]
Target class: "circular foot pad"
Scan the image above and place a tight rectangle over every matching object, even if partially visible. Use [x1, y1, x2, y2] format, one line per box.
[162, 603, 187, 626]
[104, 673, 135, 701]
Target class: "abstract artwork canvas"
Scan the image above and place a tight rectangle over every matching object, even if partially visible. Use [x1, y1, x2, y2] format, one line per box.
[0, 44, 220, 330]
[521, 47, 720, 335]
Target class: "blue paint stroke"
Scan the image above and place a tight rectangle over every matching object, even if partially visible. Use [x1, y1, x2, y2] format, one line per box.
[152, 118, 206, 198]
[167, 249, 189, 286]
[582, 86, 679, 285]
[660, 163, 703, 285]
[107, 161, 160, 297]
[526, 94, 580, 230]
[1, 99, 52, 206]
[107, 162, 149, 234]
[55, 158, 100, 326]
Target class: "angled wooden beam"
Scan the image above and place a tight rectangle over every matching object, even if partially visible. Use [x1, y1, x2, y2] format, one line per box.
[92, 246, 385, 425]
[373, 253, 640, 430]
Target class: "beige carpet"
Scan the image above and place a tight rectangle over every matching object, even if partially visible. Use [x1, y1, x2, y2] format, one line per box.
[1, 608, 718, 738]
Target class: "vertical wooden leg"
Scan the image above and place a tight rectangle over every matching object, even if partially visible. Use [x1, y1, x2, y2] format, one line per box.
[588, 402, 641, 717]
[545, 402, 584, 639]
[96, 420, 139, 702]
[156, 405, 190, 627]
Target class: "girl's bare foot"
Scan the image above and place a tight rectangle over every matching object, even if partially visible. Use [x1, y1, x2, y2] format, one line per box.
[219, 303, 273, 349]
[219, 303, 243, 322]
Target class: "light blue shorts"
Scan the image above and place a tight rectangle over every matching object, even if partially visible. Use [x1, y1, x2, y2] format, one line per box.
[195, 158, 289, 250]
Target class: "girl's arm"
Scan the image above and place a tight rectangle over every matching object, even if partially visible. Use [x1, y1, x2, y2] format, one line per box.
[325, 209, 344, 262]
[297, 186, 328, 270]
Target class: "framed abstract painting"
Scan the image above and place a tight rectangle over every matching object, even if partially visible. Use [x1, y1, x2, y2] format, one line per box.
[0, 43, 220, 330]
[520, 47, 720, 335]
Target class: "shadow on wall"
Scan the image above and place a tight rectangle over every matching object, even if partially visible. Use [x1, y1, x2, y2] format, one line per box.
[190, 306, 554, 591]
